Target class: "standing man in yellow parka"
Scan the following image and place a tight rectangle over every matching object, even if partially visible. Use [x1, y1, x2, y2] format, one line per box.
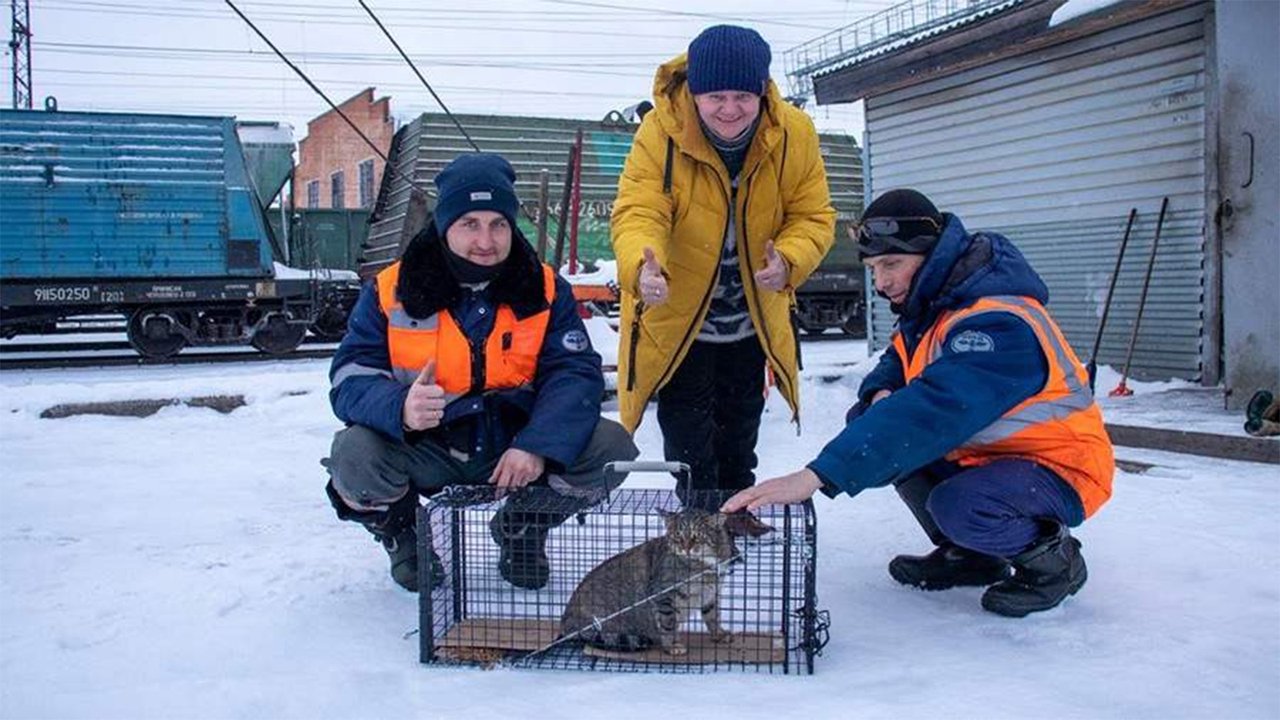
[612, 25, 836, 508]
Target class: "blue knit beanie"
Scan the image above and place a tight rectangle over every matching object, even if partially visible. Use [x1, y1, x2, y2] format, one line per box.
[432, 153, 520, 234]
[687, 25, 772, 96]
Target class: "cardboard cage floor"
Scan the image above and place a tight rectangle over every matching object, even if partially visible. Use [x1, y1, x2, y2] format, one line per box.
[438, 618, 785, 665]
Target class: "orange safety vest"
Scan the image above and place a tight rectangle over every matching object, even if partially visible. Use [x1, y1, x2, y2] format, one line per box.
[375, 261, 556, 396]
[892, 295, 1114, 518]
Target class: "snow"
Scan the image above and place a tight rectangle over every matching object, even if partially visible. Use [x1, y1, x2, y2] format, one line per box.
[236, 123, 295, 146]
[271, 262, 359, 281]
[582, 315, 619, 373]
[1050, 0, 1128, 28]
[2, 344, 1278, 719]
[560, 258, 618, 287]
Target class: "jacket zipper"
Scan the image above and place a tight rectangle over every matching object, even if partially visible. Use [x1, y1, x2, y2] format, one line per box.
[738, 170, 796, 415]
[626, 299, 642, 391]
[469, 336, 485, 394]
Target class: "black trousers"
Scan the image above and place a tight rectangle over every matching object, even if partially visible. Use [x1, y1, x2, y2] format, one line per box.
[656, 337, 766, 509]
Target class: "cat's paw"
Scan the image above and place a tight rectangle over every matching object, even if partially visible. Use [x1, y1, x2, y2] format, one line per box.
[664, 642, 688, 656]
[712, 630, 733, 645]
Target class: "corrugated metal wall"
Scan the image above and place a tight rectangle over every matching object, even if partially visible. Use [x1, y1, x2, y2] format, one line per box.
[0, 109, 272, 279]
[864, 3, 1210, 381]
[364, 112, 864, 276]
[363, 113, 637, 274]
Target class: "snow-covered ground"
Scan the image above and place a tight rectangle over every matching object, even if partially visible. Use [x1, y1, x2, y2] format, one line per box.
[1, 342, 1277, 719]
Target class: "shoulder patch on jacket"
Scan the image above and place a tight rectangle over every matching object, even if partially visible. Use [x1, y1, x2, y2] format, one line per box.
[949, 329, 995, 353]
[561, 329, 591, 352]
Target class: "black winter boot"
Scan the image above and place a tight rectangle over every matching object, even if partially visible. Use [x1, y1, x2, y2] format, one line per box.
[325, 482, 442, 593]
[489, 508, 569, 590]
[889, 543, 1012, 590]
[981, 521, 1087, 617]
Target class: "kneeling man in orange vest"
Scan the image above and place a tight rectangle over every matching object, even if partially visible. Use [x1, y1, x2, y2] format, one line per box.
[723, 189, 1113, 617]
[324, 153, 638, 593]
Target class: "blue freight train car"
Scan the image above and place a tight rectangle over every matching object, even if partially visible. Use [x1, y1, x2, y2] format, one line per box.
[0, 106, 358, 357]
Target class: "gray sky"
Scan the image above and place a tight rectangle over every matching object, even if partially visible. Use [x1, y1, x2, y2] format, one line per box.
[13, 0, 888, 143]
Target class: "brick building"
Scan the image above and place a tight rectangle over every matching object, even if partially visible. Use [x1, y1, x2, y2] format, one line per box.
[293, 88, 393, 210]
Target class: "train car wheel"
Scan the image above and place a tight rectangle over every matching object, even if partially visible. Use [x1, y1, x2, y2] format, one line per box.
[251, 313, 307, 355]
[308, 306, 350, 341]
[842, 312, 867, 338]
[126, 309, 188, 359]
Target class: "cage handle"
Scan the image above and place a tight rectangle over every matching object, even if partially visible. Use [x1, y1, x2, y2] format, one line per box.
[602, 460, 690, 484]
[596, 460, 691, 509]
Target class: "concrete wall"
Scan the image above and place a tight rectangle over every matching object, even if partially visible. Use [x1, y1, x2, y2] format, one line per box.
[293, 88, 393, 210]
[1215, 1, 1280, 409]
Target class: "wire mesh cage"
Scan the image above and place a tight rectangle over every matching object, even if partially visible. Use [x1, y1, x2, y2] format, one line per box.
[418, 462, 829, 674]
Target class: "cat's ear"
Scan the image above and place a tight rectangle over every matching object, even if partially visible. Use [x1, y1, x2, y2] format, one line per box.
[657, 508, 677, 529]
[723, 511, 775, 538]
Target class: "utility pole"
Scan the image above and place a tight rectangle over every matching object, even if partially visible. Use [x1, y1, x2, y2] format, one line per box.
[9, 0, 32, 109]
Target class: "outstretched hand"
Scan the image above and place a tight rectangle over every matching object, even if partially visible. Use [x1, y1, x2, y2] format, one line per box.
[753, 240, 789, 292]
[402, 360, 446, 431]
[639, 247, 669, 306]
[721, 468, 823, 513]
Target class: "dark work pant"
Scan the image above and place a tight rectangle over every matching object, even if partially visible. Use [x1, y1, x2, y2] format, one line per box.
[324, 417, 639, 514]
[656, 337, 767, 509]
[899, 458, 1085, 559]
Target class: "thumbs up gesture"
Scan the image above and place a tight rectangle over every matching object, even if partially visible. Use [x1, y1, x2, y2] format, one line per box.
[753, 240, 789, 292]
[639, 247, 669, 307]
[402, 360, 447, 431]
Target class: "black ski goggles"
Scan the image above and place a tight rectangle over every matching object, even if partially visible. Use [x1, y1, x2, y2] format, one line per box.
[856, 216, 942, 255]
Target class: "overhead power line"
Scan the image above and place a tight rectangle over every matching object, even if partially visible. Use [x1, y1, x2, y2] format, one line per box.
[33, 42, 655, 78]
[37, 67, 631, 100]
[43, 0, 881, 25]
[37, 1, 695, 40]
[538, 0, 832, 30]
[222, 0, 390, 163]
[362, 0, 468, 152]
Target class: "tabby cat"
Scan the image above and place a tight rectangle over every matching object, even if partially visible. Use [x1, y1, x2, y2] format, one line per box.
[560, 508, 738, 656]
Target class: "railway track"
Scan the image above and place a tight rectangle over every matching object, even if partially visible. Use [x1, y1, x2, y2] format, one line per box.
[0, 335, 338, 355]
[0, 339, 338, 371]
[800, 331, 866, 343]
[2, 326, 859, 372]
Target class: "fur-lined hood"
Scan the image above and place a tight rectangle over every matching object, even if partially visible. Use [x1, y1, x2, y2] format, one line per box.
[395, 219, 549, 320]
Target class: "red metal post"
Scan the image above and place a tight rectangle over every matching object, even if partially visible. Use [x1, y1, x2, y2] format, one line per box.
[568, 129, 584, 275]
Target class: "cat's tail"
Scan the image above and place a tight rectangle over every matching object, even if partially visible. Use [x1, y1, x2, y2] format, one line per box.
[577, 629, 653, 653]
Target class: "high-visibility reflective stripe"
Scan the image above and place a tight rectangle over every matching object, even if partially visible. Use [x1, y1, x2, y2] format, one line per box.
[894, 293, 1110, 518]
[934, 295, 1096, 447]
[332, 362, 394, 388]
[387, 308, 439, 330]
[964, 395, 1096, 445]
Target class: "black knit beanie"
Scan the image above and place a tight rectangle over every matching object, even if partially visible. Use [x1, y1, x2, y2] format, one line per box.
[432, 153, 520, 236]
[856, 189, 945, 260]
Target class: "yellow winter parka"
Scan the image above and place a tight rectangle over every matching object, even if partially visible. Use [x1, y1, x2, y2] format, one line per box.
[611, 54, 836, 433]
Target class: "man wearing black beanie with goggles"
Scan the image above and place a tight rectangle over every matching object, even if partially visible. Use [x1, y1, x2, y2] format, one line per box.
[726, 188, 1114, 618]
